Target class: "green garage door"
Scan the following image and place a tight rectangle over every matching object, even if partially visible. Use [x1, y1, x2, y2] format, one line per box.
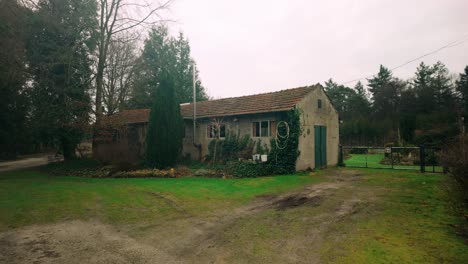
[314, 126, 327, 168]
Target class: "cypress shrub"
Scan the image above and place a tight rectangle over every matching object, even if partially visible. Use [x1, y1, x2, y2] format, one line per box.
[145, 74, 184, 169]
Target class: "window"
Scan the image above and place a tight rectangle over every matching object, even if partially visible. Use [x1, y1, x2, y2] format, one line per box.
[253, 121, 275, 137]
[208, 124, 226, 138]
[318, 99, 322, 109]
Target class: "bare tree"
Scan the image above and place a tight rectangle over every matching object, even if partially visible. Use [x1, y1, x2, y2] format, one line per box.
[95, 0, 173, 122]
[102, 37, 139, 115]
[209, 117, 224, 163]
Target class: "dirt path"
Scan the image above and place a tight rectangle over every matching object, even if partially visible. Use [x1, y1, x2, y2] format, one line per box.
[0, 154, 62, 173]
[0, 169, 378, 264]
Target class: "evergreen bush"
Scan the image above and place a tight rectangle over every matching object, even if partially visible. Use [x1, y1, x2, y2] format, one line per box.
[145, 73, 184, 169]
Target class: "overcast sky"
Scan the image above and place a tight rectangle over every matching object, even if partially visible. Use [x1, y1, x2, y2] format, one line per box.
[168, 0, 468, 99]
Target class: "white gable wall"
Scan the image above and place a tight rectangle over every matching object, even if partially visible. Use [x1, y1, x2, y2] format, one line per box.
[296, 87, 339, 170]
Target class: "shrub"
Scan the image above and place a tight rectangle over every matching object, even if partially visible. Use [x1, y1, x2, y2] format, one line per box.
[145, 73, 184, 169]
[207, 130, 255, 162]
[349, 148, 368, 154]
[440, 136, 468, 234]
[229, 162, 275, 178]
[113, 168, 178, 178]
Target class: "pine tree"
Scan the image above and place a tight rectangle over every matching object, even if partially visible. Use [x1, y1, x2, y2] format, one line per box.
[323, 78, 355, 120]
[173, 32, 208, 103]
[128, 25, 208, 109]
[368, 65, 392, 97]
[145, 73, 184, 168]
[431, 61, 455, 111]
[0, 0, 31, 159]
[413, 62, 435, 113]
[348, 81, 371, 117]
[457, 66, 468, 115]
[27, 0, 97, 159]
[367, 65, 400, 119]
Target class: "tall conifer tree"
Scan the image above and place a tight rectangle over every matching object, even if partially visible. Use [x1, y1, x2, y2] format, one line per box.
[145, 73, 184, 168]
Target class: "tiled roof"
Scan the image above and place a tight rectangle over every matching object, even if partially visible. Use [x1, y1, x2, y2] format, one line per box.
[104, 85, 319, 124]
[181, 85, 319, 119]
[102, 109, 150, 125]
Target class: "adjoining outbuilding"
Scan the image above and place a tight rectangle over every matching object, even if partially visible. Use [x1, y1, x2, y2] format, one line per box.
[94, 84, 339, 170]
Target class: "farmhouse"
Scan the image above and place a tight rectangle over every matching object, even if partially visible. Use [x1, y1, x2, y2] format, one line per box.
[94, 84, 339, 170]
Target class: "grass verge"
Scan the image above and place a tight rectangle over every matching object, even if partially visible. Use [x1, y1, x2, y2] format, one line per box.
[0, 169, 322, 231]
[321, 169, 468, 263]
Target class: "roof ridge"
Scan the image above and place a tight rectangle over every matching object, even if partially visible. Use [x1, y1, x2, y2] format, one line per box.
[181, 84, 319, 105]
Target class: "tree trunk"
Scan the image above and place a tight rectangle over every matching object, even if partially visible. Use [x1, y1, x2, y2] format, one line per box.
[61, 136, 76, 161]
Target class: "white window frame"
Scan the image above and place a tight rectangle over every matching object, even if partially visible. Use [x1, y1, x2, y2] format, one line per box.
[208, 124, 226, 139]
[253, 120, 271, 137]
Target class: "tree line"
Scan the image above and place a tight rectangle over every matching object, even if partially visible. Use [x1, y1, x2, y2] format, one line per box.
[325, 63, 468, 146]
[0, 0, 207, 160]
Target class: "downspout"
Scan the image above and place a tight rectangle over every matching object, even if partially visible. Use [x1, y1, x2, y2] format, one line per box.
[192, 64, 202, 160]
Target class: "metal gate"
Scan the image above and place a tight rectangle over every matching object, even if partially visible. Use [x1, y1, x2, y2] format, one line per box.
[338, 145, 444, 173]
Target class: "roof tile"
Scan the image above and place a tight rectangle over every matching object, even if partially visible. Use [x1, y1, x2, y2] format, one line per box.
[104, 85, 319, 124]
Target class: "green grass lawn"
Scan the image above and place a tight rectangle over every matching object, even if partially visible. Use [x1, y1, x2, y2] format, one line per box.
[0, 167, 466, 263]
[345, 154, 443, 172]
[0, 169, 322, 231]
[321, 169, 467, 263]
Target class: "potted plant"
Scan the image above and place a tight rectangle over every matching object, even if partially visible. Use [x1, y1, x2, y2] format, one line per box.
[253, 140, 263, 162]
[255, 140, 269, 162]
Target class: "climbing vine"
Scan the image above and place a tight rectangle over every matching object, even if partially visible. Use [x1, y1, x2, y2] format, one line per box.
[268, 108, 302, 174]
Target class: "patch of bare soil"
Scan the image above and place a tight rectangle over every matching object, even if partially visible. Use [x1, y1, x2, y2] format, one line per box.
[0, 221, 179, 264]
[272, 194, 323, 210]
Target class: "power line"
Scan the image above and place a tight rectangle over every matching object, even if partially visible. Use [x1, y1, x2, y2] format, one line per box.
[341, 33, 468, 86]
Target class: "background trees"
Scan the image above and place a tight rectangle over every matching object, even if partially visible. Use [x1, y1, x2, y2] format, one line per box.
[0, 0, 205, 160]
[93, 0, 172, 124]
[127, 25, 208, 109]
[328, 61, 460, 146]
[0, 0, 31, 159]
[456, 66, 468, 116]
[26, 0, 98, 160]
[102, 38, 138, 115]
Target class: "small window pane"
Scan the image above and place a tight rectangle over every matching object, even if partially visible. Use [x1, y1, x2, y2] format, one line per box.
[318, 99, 322, 109]
[208, 124, 226, 138]
[261, 121, 269, 137]
[253, 122, 260, 137]
[220, 125, 226, 138]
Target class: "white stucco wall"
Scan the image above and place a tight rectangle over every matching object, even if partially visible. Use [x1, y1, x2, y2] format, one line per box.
[182, 112, 283, 160]
[296, 87, 339, 170]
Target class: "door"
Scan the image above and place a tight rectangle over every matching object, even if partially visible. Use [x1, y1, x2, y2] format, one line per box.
[314, 126, 327, 168]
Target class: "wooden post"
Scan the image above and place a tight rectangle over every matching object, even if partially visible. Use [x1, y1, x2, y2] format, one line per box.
[338, 145, 345, 167]
[419, 145, 425, 173]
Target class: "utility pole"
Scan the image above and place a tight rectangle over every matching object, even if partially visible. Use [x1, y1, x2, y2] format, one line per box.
[193, 63, 197, 145]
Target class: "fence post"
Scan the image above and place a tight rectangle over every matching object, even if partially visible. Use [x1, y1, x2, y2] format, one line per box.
[338, 145, 345, 167]
[390, 147, 394, 169]
[419, 145, 425, 173]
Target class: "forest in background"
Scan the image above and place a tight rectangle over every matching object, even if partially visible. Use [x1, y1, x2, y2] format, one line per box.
[0, 0, 207, 159]
[325, 63, 468, 147]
